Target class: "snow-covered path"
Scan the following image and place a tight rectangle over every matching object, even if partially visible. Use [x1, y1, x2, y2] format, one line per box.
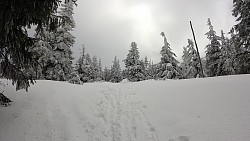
[1, 75, 250, 141]
[85, 84, 158, 141]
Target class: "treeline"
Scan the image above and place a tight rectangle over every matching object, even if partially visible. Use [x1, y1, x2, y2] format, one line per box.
[28, 17, 250, 84]
[71, 0, 250, 83]
[72, 14, 249, 83]
[0, 0, 249, 90]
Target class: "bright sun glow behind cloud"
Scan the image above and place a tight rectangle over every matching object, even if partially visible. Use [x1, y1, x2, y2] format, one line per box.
[110, 2, 160, 57]
[130, 4, 152, 23]
[128, 4, 160, 57]
[129, 4, 155, 32]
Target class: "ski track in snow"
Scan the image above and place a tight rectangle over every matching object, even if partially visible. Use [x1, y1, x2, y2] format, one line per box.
[85, 84, 159, 141]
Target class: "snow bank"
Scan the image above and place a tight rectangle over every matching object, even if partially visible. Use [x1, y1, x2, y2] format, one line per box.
[0, 75, 250, 141]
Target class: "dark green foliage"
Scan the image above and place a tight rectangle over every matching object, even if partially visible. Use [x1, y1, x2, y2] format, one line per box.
[232, 0, 250, 74]
[0, 0, 75, 91]
[0, 82, 12, 106]
[0, 92, 12, 107]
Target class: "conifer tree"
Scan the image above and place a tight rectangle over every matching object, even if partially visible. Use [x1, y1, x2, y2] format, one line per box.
[103, 67, 111, 82]
[147, 60, 157, 79]
[205, 18, 222, 77]
[81, 53, 92, 82]
[144, 56, 149, 69]
[156, 32, 181, 79]
[110, 56, 123, 83]
[45, 0, 75, 81]
[75, 48, 92, 83]
[31, 0, 76, 81]
[0, 0, 76, 90]
[75, 45, 86, 75]
[124, 42, 145, 81]
[96, 59, 103, 81]
[219, 30, 236, 75]
[29, 29, 53, 79]
[143, 56, 150, 80]
[68, 71, 82, 84]
[181, 39, 201, 78]
[232, 0, 250, 74]
[91, 56, 99, 81]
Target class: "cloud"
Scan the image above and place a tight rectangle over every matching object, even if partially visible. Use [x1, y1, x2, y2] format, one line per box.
[71, 0, 236, 68]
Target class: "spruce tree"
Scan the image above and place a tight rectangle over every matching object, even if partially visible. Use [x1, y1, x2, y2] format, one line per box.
[96, 59, 103, 81]
[219, 30, 236, 75]
[110, 56, 122, 83]
[81, 53, 92, 82]
[75, 45, 86, 76]
[29, 29, 53, 79]
[147, 60, 157, 79]
[124, 42, 145, 82]
[103, 67, 111, 82]
[232, 0, 250, 74]
[0, 0, 76, 91]
[143, 56, 150, 80]
[156, 32, 181, 79]
[204, 18, 222, 77]
[91, 56, 99, 81]
[30, 0, 76, 81]
[181, 39, 201, 78]
[44, 0, 75, 81]
[68, 71, 82, 84]
[75, 48, 93, 83]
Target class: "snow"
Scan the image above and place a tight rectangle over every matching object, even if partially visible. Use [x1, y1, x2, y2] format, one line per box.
[1, 75, 250, 141]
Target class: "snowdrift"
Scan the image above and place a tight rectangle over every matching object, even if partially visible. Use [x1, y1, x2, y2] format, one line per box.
[0, 75, 250, 141]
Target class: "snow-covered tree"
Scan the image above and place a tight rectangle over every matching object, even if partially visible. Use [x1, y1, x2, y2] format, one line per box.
[219, 30, 236, 75]
[80, 53, 93, 82]
[147, 60, 157, 79]
[0, 0, 76, 91]
[45, 0, 75, 81]
[31, 0, 76, 81]
[205, 18, 222, 77]
[156, 32, 182, 79]
[96, 59, 103, 81]
[103, 67, 111, 82]
[124, 42, 146, 82]
[181, 39, 201, 78]
[144, 56, 149, 69]
[29, 29, 53, 79]
[75, 46, 103, 83]
[110, 56, 123, 83]
[232, 0, 250, 74]
[75, 45, 86, 75]
[142, 56, 150, 80]
[68, 71, 82, 84]
[75, 46, 94, 83]
[91, 56, 99, 81]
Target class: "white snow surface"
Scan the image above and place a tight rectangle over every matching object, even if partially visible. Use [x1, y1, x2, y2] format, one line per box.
[1, 75, 250, 141]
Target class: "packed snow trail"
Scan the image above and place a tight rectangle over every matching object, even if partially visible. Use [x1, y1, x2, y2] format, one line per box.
[85, 84, 159, 141]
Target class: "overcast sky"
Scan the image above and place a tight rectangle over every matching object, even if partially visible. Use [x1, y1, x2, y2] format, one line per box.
[71, 0, 236, 68]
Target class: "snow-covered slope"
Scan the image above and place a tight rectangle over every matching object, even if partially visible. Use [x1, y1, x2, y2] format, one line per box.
[0, 75, 250, 141]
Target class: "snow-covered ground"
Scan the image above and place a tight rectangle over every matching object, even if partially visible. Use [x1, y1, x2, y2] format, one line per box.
[1, 75, 250, 141]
